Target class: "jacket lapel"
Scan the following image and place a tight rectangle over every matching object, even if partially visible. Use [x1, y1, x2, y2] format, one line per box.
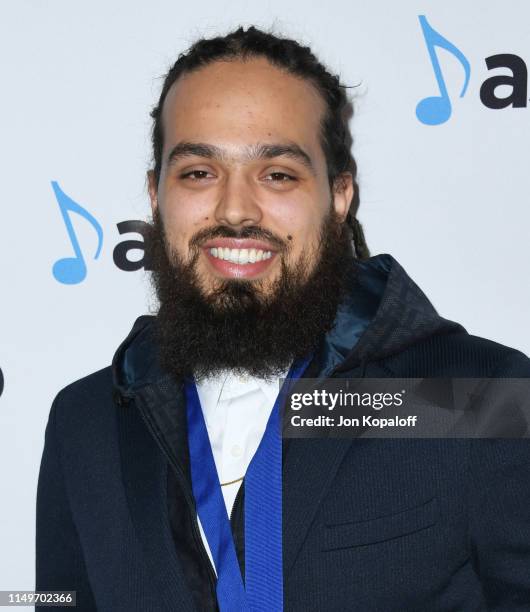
[282, 436, 353, 576]
[282, 360, 395, 576]
[116, 400, 197, 612]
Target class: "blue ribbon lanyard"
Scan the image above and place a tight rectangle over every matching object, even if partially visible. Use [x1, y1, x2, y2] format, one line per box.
[184, 355, 312, 612]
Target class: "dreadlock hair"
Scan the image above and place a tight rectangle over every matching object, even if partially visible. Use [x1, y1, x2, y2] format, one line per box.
[150, 25, 370, 259]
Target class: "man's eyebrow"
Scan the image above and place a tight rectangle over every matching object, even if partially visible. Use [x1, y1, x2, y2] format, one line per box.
[166, 141, 316, 175]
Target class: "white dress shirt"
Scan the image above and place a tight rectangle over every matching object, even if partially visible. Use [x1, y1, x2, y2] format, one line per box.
[194, 367, 290, 574]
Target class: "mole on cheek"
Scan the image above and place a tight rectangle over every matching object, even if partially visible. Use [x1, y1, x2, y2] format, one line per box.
[287, 235, 293, 241]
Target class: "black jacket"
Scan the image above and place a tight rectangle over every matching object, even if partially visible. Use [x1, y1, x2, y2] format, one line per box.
[36, 254, 530, 611]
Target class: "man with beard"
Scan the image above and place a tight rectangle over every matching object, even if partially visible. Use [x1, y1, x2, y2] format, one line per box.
[36, 26, 530, 612]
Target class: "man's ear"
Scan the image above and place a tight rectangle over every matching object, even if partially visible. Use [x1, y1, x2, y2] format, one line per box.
[147, 170, 158, 215]
[332, 172, 354, 223]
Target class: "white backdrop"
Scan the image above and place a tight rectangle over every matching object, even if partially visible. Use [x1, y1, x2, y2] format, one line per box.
[1, 0, 529, 599]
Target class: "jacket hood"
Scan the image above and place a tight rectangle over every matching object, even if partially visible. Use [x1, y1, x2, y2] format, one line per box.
[112, 253, 465, 399]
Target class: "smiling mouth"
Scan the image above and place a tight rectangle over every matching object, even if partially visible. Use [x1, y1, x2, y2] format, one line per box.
[201, 240, 279, 278]
[208, 247, 273, 265]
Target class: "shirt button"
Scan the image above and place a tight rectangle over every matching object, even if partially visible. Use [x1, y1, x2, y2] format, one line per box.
[231, 444, 243, 457]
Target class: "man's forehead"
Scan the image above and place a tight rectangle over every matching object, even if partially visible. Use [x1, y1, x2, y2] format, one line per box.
[160, 58, 326, 156]
[163, 56, 323, 106]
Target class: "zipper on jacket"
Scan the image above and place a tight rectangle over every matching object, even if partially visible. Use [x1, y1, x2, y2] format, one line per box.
[228, 480, 245, 583]
[134, 399, 218, 600]
[229, 478, 244, 525]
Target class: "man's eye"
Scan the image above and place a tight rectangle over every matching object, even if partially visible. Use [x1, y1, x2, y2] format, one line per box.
[264, 172, 297, 182]
[180, 170, 213, 180]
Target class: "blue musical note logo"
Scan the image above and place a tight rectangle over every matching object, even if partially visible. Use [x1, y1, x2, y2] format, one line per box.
[51, 181, 104, 284]
[416, 15, 471, 125]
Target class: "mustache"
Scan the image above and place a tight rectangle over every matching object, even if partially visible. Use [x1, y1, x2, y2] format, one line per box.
[189, 224, 287, 252]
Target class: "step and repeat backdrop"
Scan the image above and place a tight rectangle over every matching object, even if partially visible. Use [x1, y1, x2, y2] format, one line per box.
[1, 0, 529, 597]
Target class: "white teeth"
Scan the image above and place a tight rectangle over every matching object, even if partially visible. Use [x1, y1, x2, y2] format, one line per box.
[208, 247, 274, 265]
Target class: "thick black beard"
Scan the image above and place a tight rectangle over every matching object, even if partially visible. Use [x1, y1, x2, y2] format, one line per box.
[147, 207, 356, 382]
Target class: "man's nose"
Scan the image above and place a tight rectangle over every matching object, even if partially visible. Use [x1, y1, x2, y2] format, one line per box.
[214, 173, 263, 228]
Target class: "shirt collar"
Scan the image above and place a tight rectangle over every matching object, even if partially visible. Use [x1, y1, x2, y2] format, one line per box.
[195, 366, 291, 406]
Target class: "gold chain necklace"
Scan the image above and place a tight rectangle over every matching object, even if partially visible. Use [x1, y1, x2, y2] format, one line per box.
[220, 475, 244, 487]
